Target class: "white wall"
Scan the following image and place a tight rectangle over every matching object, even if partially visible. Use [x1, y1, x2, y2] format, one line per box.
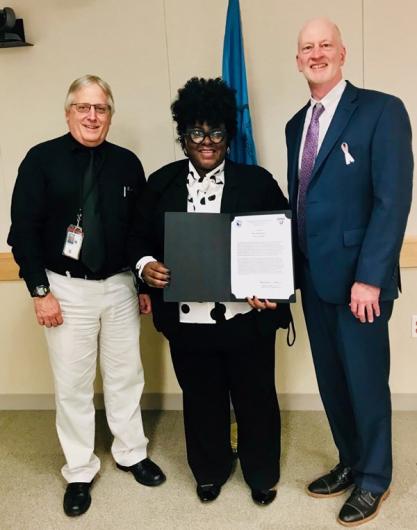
[0, 0, 415, 407]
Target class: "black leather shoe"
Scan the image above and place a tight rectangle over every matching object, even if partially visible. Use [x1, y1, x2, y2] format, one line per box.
[63, 481, 92, 517]
[116, 458, 166, 486]
[196, 483, 221, 502]
[251, 489, 277, 506]
[307, 463, 353, 498]
[338, 486, 390, 527]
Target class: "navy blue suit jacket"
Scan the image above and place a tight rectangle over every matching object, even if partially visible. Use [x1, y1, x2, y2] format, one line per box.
[286, 81, 413, 304]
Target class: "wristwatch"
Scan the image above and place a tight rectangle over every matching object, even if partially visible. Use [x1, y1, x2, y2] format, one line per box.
[31, 285, 50, 298]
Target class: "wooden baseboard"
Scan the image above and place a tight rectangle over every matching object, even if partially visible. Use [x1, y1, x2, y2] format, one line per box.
[2, 237, 416, 281]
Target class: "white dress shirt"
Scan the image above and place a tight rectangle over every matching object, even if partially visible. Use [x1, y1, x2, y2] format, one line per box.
[298, 79, 347, 170]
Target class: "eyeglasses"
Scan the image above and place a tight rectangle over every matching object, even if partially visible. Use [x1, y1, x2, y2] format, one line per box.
[184, 128, 226, 144]
[70, 103, 110, 115]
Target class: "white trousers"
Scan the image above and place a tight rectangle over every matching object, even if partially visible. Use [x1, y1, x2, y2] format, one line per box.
[45, 270, 148, 483]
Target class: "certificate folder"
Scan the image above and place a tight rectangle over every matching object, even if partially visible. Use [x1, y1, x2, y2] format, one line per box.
[163, 211, 295, 303]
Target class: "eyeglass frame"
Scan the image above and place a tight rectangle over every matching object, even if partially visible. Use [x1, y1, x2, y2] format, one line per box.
[70, 103, 111, 115]
[183, 127, 227, 145]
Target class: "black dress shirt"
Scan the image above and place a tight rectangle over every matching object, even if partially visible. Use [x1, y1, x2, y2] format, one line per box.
[8, 133, 146, 293]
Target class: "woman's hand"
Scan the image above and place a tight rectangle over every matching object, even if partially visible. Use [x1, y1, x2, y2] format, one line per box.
[139, 294, 152, 314]
[246, 296, 277, 311]
[143, 261, 170, 288]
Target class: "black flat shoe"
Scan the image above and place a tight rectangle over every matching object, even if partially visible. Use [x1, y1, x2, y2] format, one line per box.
[251, 489, 277, 505]
[63, 481, 93, 517]
[338, 486, 390, 527]
[307, 463, 353, 498]
[196, 483, 221, 502]
[116, 458, 166, 486]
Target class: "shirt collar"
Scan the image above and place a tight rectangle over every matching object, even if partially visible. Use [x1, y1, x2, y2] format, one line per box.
[310, 79, 346, 109]
[188, 160, 225, 185]
[66, 132, 107, 153]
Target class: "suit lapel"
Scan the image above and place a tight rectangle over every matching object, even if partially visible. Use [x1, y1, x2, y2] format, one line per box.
[311, 82, 359, 180]
[168, 160, 189, 212]
[221, 160, 239, 212]
[288, 104, 309, 205]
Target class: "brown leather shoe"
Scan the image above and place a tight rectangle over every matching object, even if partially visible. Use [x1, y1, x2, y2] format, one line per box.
[307, 463, 353, 498]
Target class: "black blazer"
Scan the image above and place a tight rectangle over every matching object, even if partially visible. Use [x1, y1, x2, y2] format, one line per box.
[137, 158, 292, 338]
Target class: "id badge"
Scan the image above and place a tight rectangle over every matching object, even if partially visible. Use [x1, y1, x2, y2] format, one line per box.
[63, 224, 84, 260]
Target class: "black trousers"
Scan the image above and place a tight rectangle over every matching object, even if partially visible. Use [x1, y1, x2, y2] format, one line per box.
[168, 310, 280, 490]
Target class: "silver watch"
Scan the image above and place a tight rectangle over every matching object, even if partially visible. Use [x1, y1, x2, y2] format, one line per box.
[31, 285, 50, 298]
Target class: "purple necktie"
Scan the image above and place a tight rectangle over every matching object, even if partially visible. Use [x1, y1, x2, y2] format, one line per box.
[297, 102, 325, 253]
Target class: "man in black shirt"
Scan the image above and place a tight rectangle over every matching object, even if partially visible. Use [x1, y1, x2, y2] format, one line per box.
[8, 75, 166, 517]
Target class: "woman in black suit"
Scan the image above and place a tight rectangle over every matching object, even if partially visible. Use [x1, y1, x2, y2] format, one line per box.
[137, 78, 290, 505]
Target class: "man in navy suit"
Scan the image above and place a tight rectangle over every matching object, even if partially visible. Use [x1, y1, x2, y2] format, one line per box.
[286, 18, 413, 526]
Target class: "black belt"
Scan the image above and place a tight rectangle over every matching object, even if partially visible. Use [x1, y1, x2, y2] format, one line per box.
[48, 266, 130, 281]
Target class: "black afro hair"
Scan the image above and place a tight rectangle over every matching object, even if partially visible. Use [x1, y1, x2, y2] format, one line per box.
[171, 77, 237, 147]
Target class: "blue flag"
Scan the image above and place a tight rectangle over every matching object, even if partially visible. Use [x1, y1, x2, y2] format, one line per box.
[222, 0, 257, 164]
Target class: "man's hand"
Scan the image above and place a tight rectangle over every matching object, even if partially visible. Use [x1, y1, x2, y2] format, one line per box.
[350, 282, 381, 323]
[33, 292, 63, 327]
[139, 293, 152, 314]
[142, 261, 170, 288]
[247, 296, 277, 311]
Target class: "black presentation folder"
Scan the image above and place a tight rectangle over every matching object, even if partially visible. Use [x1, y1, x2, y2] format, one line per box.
[163, 211, 295, 303]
